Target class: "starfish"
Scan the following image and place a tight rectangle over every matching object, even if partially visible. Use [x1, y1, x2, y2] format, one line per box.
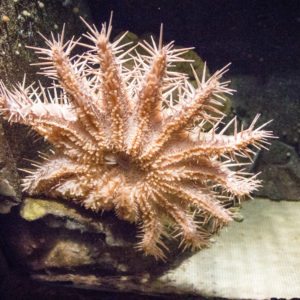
[0, 17, 273, 260]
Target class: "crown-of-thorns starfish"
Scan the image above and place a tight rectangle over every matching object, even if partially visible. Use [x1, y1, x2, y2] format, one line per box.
[0, 16, 274, 260]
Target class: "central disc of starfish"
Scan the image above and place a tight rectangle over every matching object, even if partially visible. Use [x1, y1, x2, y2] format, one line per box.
[104, 151, 146, 173]
[116, 152, 138, 170]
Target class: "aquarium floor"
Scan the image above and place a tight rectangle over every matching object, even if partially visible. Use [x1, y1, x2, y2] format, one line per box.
[160, 198, 300, 299]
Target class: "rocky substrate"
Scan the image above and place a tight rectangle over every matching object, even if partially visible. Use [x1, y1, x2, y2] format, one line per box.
[252, 141, 300, 200]
[230, 73, 300, 201]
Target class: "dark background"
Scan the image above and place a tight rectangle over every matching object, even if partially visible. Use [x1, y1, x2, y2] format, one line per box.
[88, 0, 300, 75]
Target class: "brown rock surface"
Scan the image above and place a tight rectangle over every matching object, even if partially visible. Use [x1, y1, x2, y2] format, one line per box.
[0, 122, 21, 213]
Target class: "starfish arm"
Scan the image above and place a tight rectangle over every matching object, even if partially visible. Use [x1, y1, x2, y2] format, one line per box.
[29, 31, 106, 147]
[152, 189, 209, 250]
[140, 66, 233, 162]
[0, 80, 76, 124]
[215, 169, 262, 198]
[128, 45, 168, 156]
[155, 116, 273, 168]
[154, 158, 261, 199]
[36, 122, 102, 163]
[166, 131, 272, 161]
[21, 156, 86, 197]
[113, 183, 138, 222]
[156, 181, 232, 225]
[0, 82, 102, 163]
[191, 115, 274, 158]
[135, 184, 167, 260]
[81, 19, 133, 151]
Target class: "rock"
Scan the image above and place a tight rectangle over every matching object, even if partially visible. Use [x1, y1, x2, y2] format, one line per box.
[17, 199, 298, 299]
[0, 195, 250, 298]
[231, 73, 300, 154]
[113, 31, 231, 130]
[114, 31, 139, 47]
[113, 31, 208, 78]
[0, 0, 94, 206]
[229, 207, 244, 222]
[174, 48, 231, 121]
[0, 272, 130, 300]
[175, 48, 209, 79]
[0, 122, 21, 213]
[0, 0, 95, 212]
[1, 197, 175, 275]
[229, 74, 300, 200]
[20, 198, 135, 247]
[23, 199, 300, 299]
[0, 0, 92, 83]
[252, 141, 300, 200]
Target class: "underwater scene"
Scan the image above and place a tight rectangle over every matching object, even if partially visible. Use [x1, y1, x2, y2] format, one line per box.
[0, 1, 299, 299]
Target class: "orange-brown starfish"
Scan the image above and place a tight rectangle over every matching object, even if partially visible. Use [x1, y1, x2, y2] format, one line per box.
[0, 18, 274, 260]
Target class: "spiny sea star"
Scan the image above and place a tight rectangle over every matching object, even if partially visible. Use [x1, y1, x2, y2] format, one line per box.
[0, 17, 274, 260]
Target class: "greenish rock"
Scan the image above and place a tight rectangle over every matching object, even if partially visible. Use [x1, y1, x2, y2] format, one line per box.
[20, 198, 131, 244]
[229, 206, 244, 222]
[113, 31, 139, 48]
[113, 31, 208, 78]
[20, 199, 47, 221]
[232, 212, 244, 222]
[114, 31, 231, 126]
[172, 48, 231, 123]
[174, 48, 209, 79]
